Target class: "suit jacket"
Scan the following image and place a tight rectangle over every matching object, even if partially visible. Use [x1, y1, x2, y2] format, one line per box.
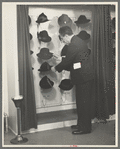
[55, 35, 94, 85]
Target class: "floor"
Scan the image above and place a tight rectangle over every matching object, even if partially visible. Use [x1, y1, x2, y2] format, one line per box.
[3, 120, 115, 147]
[37, 109, 77, 125]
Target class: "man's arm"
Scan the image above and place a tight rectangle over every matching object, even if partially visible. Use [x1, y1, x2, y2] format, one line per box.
[55, 45, 78, 72]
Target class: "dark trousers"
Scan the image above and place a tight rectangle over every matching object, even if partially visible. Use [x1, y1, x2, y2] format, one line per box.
[75, 80, 93, 131]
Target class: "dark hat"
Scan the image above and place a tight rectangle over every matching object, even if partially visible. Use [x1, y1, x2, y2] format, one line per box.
[61, 45, 68, 57]
[32, 67, 34, 70]
[58, 14, 73, 27]
[75, 15, 90, 24]
[30, 33, 33, 40]
[36, 13, 49, 24]
[77, 30, 90, 40]
[39, 76, 54, 89]
[37, 30, 51, 42]
[38, 62, 53, 72]
[59, 79, 73, 91]
[36, 48, 53, 60]
[28, 15, 31, 25]
[30, 50, 34, 55]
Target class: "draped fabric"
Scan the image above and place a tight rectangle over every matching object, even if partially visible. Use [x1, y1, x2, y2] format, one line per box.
[91, 5, 115, 120]
[17, 5, 37, 131]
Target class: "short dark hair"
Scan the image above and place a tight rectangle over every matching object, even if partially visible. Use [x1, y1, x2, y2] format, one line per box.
[59, 26, 73, 37]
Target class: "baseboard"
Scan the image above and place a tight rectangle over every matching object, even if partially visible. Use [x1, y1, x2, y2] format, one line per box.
[36, 103, 76, 113]
[21, 114, 116, 135]
[8, 114, 116, 135]
[8, 126, 17, 135]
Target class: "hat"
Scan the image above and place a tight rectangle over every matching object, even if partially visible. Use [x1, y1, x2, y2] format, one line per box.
[36, 13, 49, 24]
[59, 79, 73, 91]
[30, 33, 33, 40]
[28, 15, 31, 25]
[61, 45, 68, 57]
[38, 62, 53, 72]
[75, 15, 90, 24]
[30, 50, 34, 55]
[36, 48, 53, 60]
[58, 14, 73, 27]
[39, 76, 54, 89]
[32, 67, 34, 70]
[77, 30, 90, 40]
[37, 30, 51, 42]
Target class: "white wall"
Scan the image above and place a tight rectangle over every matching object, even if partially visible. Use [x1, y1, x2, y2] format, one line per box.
[29, 5, 92, 113]
[2, 3, 19, 134]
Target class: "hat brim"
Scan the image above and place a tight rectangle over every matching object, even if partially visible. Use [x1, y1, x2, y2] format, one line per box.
[36, 19, 49, 24]
[39, 37, 51, 42]
[39, 53, 53, 60]
[38, 65, 53, 72]
[74, 19, 90, 24]
[59, 84, 73, 90]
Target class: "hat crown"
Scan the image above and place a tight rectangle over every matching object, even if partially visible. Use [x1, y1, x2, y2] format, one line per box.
[40, 48, 49, 54]
[40, 62, 51, 70]
[36, 13, 49, 23]
[39, 30, 48, 37]
[37, 30, 51, 42]
[40, 76, 54, 89]
[75, 15, 90, 24]
[37, 48, 53, 60]
[58, 14, 72, 26]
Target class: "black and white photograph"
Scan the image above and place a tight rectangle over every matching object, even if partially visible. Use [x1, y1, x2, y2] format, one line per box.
[2, 1, 118, 147]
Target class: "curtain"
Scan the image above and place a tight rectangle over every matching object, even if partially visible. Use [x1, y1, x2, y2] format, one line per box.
[91, 5, 115, 120]
[17, 5, 37, 131]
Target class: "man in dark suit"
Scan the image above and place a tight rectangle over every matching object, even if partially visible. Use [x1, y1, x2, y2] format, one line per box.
[52, 26, 94, 134]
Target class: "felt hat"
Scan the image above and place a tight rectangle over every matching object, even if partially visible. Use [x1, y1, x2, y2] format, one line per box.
[30, 33, 33, 40]
[37, 30, 51, 42]
[59, 79, 73, 91]
[30, 50, 34, 55]
[36, 48, 53, 60]
[58, 14, 72, 27]
[61, 45, 68, 57]
[39, 76, 54, 89]
[38, 62, 53, 72]
[77, 30, 90, 40]
[75, 15, 90, 25]
[28, 15, 31, 25]
[36, 13, 49, 24]
[58, 14, 76, 32]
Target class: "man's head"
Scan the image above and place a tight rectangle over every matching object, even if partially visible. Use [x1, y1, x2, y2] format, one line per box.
[59, 26, 73, 45]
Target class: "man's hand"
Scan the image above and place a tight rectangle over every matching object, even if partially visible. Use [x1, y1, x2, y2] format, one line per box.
[51, 66, 56, 72]
[53, 54, 62, 62]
